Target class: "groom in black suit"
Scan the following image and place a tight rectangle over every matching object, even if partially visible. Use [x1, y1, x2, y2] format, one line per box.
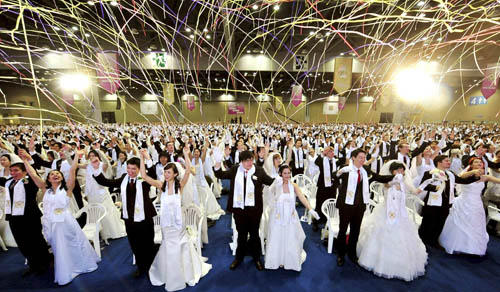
[214, 150, 274, 271]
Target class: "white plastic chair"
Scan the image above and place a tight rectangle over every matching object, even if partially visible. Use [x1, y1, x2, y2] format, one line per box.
[364, 199, 378, 217]
[75, 203, 107, 259]
[487, 204, 500, 226]
[0, 208, 7, 251]
[370, 182, 383, 203]
[320, 198, 339, 254]
[110, 192, 122, 211]
[292, 174, 314, 195]
[406, 196, 424, 227]
[183, 204, 204, 257]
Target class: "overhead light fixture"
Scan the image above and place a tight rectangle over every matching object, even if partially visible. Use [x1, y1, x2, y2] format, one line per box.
[110, 1, 118, 6]
[325, 32, 331, 36]
[419, 13, 426, 17]
[58, 47, 64, 51]
[340, 52, 345, 56]
[84, 33, 90, 37]
[72, 26, 78, 31]
[350, 53, 356, 56]
[87, 1, 95, 5]
[260, 50, 264, 54]
[54, 26, 61, 31]
[203, 28, 209, 32]
[401, 12, 407, 16]
[161, 48, 165, 52]
[319, 39, 324, 42]
[206, 35, 211, 39]
[189, 34, 194, 39]
[273, 5, 279, 11]
[309, 31, 314, 35]
[417, 1, 425, 7]
[437, 37, 442, 41]
[186, 28, 192, 32]
[252, 4, 258, 10]
[147, 48, 152, 51]
[246, 50, 251, 53]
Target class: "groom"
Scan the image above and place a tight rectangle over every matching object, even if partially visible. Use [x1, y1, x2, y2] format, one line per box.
[213, 150, 274, 271]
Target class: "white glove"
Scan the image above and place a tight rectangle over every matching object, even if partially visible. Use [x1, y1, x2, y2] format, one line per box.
[336, 166, 351, 177]
[213, 148, 223, 164]
[309, 210, 320, 220]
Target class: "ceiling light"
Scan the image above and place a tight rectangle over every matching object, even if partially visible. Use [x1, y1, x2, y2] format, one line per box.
[309, 31, 314, 35]
[54, 26, 61, 31]
[401, 12, 407, 16]
[58, 47, 64, 51]
[419, 13, 426, 17]
[273, 5, 279, 11]
[325, 32, 331, 36]
[161, 48, 165, 52]
[203, 28, 209, 32]
[417, 1, 425, 7]
[186, 28, 191, 32]
[260, 50, 264, 54]
[246, 50, 251, 53]
[72, 26, 78, 31]
[147, 48, 152, 51]
[189, 34, 194, 39]
[87, 1, 95, 5]
[340, 52, 345, 56]
[437, 37, 442, 41]
[206, 35, 211, 39]
[319, 39, 324, 42]
[110, 1, 118, 6]
[252, 4, 258, 10]
[84, 33, 90, 37]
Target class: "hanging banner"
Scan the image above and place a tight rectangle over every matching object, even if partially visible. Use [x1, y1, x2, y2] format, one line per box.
[274, 96, 283, 111]
[228, 102, 244, 115]
[334, 57, 353, 95]
[291, 85, 303, 107]
[339, 96, 346, 110]
[162, 83, 175, 105]
[185, 94, 195, 111]
[481, 66, 499, 99]
[140, 102, 158, 114]
[96, 52, 120, 94]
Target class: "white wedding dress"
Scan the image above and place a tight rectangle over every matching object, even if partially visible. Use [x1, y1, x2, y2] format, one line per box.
[439, 181, 489, 255]
[0, 185, 17, 247]
[357, 176, 427, 281]
[149, 189, 211, 291]
[265, 179, 306, 272]
[192, 159, 224, 220]
[42, 187, 99, 285]
[85, 163, 126, 241]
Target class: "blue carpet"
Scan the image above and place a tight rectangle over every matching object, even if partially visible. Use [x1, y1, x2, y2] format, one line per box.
[1, 194, 500, 292]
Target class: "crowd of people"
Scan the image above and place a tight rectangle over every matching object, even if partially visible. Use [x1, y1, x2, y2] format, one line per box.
[0, 122, 499, 289]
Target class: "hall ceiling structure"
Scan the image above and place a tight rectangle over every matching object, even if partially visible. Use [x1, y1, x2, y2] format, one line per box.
[0, 0, 498, 104]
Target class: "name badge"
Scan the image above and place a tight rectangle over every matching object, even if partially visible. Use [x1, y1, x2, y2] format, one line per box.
[135, 207, 141, 215]
[236, 194, 244, 202]
[389, 211, 396, 218]
[431, 194, 439, 201]
[54, 208, 64, 215]
[247, 192, 254, 200]
[347, 191, 354, 198]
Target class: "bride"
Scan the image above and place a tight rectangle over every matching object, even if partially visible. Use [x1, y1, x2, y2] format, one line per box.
[357, 160, 427, 281]
[439, 157, 499, 256]
[140, 148, 211, 291]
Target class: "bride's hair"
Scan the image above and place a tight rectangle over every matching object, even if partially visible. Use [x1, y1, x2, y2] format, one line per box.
[278, 164, 290, 176]
[389, 162, 404, 174]
[162, 163, 180, 192]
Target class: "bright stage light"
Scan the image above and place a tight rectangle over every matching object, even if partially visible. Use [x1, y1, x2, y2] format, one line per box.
[59, 74, 91, 91]
[393, 64, 437, 102]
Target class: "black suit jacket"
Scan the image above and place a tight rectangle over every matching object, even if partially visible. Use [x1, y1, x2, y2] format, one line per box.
[384, 140, 429, 163]
[315, 155, 336, 189]
[0, 177, 42, 220]
[214, 165, 274, 217]
[419, 170, 478, 207]
[93, 172, 157, 221]
[335, 165, 394, 209]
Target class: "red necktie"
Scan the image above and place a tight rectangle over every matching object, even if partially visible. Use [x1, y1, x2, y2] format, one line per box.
[357, 169, 361, 183]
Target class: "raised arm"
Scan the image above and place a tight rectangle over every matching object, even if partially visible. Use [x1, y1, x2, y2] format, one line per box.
[180, 145, 191, 188]
[19, 149, 45, 190]
[139, 149, 163, 189]
[66, 150, 84, 195]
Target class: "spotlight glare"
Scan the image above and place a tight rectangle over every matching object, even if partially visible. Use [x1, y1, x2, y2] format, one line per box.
[110, 1, 118, 6]
[393, 66, 437, 102]
[273, 5, 279, 11]
[252, 4, 258, 10]
[59, 74, 91, 91]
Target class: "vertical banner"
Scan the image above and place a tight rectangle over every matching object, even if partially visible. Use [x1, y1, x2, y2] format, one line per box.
[339, 96, 346, 110]
[291, 85, 303, 107]
[481, 66, 499, 99]
[185, 94, 195, 111]
[162, 83, 175, 105]
[334, 57, 353, 95]
[96, 52, 120, 94]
